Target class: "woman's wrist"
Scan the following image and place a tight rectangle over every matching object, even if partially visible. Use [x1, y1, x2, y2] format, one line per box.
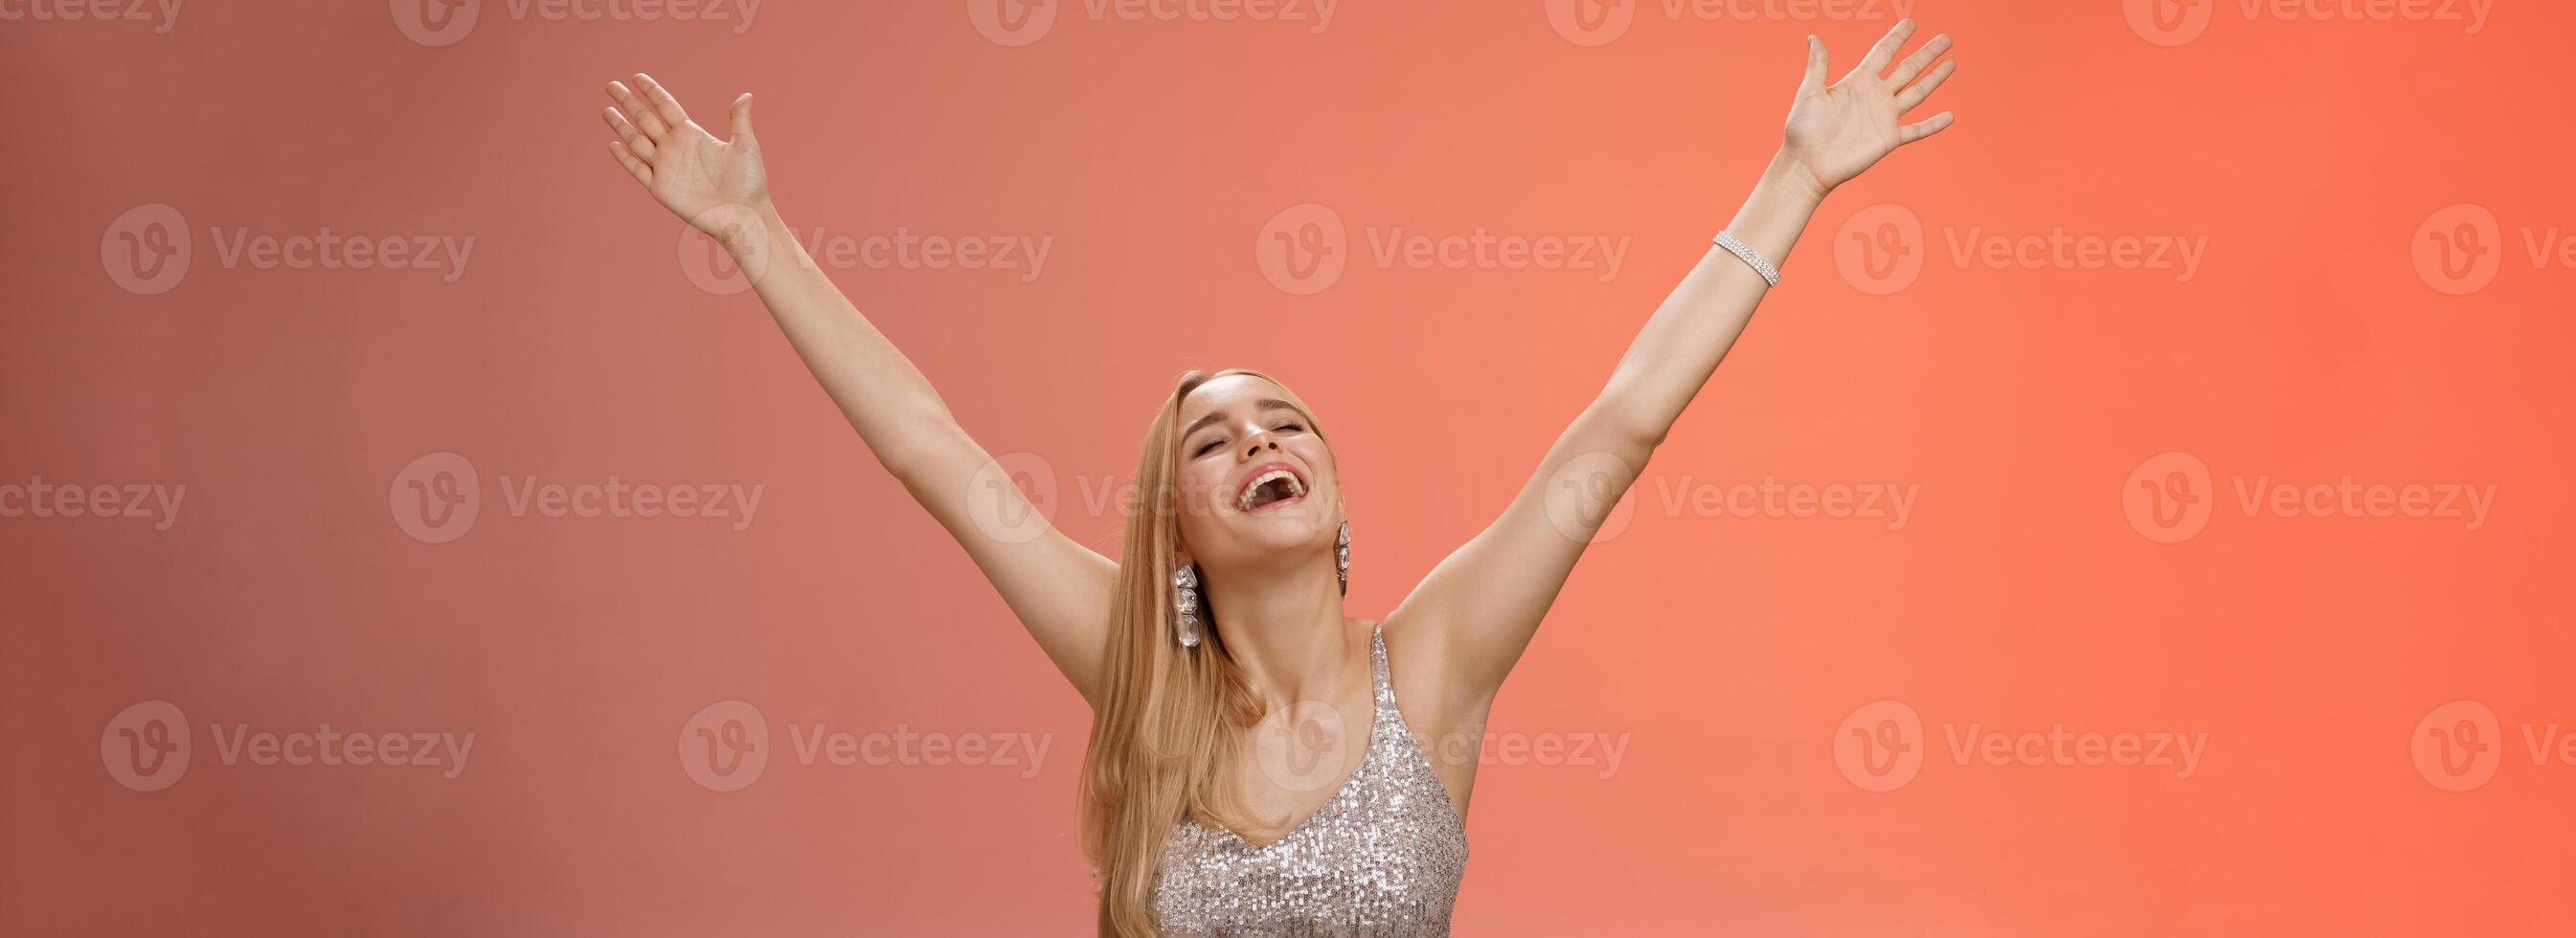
[728, 198, 786, 258]
[1760, 148, 1832, 208]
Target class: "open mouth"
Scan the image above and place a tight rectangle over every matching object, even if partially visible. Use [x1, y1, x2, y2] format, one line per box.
[1236, 464, 1308, 513]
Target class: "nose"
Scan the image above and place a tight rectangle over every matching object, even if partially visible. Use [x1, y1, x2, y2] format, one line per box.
[1239, 428, 1282, 459]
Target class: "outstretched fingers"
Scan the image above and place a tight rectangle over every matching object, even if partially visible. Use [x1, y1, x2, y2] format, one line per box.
[1895, 57, 1955, 112]
[630, 73, 694, 134]
[608, 140, 652, 186]
[606, 80, 668, 139]
[600, 105, 655, 160]
[1899, 111, 1955, 145]
[1886, 32, 1951, 87]
[1850, 17, 1916, 83]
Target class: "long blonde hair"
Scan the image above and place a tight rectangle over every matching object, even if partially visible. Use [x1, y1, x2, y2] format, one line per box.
[1079, 368, 1331, 936]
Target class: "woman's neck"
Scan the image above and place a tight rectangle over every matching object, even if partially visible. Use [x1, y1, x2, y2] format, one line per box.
[1204, 566, 1361, 709]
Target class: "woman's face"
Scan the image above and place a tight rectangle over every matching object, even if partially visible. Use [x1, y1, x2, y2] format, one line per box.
[1171, 374, 1342, 576]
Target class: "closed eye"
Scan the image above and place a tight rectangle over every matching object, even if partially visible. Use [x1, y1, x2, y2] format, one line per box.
[1190, 421, 1303, 458]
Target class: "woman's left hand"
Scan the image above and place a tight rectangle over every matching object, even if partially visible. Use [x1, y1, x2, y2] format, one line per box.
[1778, 19, 1957, 198]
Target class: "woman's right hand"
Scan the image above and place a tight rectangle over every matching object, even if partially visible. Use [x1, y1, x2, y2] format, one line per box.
[600, 73, 770, 247]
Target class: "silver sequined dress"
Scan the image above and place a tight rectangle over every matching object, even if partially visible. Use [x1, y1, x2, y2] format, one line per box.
[1153, 624, 1471, 936]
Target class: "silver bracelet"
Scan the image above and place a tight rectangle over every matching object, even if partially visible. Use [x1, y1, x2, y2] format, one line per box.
[1711, 230, 1779, 287]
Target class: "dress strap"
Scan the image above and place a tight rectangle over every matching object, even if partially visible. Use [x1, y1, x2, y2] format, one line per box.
[1367, 622, 1399, 719]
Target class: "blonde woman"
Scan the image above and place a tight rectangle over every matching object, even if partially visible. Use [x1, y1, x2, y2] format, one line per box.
[598, 19, 1956, 936]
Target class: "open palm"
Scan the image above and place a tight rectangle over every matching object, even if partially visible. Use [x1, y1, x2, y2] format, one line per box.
[599, 73, 768, 238]
[1781, 20, 1956, 195]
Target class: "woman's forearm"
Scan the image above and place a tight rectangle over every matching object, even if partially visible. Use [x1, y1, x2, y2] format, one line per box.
[725, 201, 963, 482]
[1595, 150, 1826, 448]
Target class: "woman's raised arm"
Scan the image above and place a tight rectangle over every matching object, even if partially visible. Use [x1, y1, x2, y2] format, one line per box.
[1386, 22, 1957, 712]
[600, 74, 1116, 704]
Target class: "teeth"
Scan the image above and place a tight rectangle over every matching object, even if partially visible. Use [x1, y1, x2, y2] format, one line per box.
[1238, 468, 1305, 511]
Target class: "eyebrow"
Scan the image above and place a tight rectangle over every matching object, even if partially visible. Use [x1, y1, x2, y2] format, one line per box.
[1182, 398, 1300, 446]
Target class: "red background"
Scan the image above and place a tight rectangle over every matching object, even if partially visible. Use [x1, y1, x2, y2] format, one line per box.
[6, 0, 2573, 934]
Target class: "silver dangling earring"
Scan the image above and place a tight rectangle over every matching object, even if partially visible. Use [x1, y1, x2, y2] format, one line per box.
[1172, 563, 1202, 648]
[1335, 521, 1350, 596]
